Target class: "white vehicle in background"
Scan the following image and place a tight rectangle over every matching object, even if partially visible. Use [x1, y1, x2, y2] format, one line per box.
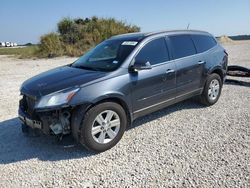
[0, 41, 18, 47]
[5, 42, 11, 47]
[0, 42, 5, 47]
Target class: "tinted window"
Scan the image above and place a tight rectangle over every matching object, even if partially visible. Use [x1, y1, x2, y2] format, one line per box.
[191, 34, 217, 53]
[135, 38, 169, 65]
[169, 35, 196, 59]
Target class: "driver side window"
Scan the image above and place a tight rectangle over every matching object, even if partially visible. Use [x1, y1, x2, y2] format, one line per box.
[135, 37, 170, 65]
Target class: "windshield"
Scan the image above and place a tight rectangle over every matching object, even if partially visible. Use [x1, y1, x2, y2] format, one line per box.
[72, 39, 139, 72]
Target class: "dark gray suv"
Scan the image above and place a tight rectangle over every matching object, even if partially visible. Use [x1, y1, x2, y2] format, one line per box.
[19, 30, 228, 152]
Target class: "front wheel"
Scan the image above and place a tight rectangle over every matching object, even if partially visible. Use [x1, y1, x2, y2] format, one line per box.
[79, 102, 127, 152]
[199, 73, 222, 106]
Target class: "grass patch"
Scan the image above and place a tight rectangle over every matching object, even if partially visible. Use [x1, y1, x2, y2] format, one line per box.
[0, 46, 39, 58]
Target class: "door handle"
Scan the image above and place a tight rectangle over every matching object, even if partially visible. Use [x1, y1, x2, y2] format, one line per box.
[198, 60, 206, 65]
[165, 69, 175, 74]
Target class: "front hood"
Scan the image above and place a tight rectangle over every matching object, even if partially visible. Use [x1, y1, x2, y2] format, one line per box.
[21, 65, 107, 97]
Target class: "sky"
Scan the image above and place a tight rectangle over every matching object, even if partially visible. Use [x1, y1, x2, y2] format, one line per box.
[0, 0, 250, 44]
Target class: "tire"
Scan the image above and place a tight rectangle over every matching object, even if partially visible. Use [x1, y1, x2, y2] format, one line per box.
[199, 73, 222, 106]
[79, 102, 127, 152]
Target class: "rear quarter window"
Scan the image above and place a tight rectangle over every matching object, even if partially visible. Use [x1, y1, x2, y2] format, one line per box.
[169, 35, 196, 59]
[191, 34, 217, 53]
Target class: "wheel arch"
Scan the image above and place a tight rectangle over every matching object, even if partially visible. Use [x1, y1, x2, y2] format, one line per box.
[208, 66, 224, 82]
[211, 69, 224, 82]
[91, 97, 132, 127]
[71, 95, 132, 141]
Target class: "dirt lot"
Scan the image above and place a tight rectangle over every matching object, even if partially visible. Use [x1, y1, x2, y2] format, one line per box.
[0, 41, 249, 187]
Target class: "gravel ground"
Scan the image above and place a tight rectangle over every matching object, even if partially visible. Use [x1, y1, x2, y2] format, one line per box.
[0, 41, 249, 187]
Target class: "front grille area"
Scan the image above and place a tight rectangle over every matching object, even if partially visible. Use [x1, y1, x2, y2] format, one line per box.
[20, 95, 36, 115]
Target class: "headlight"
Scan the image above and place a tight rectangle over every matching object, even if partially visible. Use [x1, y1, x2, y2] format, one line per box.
[36, 88, 79, 108]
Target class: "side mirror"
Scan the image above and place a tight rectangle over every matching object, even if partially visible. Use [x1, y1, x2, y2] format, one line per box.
[130, 60, 152, 72]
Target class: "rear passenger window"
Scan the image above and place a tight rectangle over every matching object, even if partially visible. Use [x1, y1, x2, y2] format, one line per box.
[191, 34, 217, 53]
[135, 37, 169, 65]
[169, 35, 196, 59]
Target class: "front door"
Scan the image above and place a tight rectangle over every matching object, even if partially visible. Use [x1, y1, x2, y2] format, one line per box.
[130, 37, 176, 114]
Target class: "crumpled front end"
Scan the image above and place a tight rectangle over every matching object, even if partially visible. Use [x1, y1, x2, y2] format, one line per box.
[19, 94, 72, 135]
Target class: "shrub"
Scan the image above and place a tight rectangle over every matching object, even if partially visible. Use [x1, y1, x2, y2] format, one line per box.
[39, 33, 64, 57]
[58, 18, 79, 44]
[38, 17, 140, 57]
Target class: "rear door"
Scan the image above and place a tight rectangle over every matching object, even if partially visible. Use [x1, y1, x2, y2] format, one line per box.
[168, 34, 204, 96]
[130, 37, 176, 113]
[191, 34, 219, 84]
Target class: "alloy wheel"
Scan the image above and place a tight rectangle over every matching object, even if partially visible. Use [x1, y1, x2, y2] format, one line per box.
[208, 79, 220, 101]
[91, 110, 120, 144]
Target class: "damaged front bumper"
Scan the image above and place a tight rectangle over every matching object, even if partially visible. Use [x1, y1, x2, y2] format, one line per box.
[18, 108, 42, 129]
[19, 96, 72, 135]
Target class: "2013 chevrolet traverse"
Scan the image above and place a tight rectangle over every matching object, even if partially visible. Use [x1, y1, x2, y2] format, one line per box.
[19, 30, 228, 152]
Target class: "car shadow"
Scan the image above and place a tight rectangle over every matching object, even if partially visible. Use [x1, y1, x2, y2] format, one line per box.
[0, 117, 95, 164]
[130, 99, 205, 130]
[0, 99, 205, 165]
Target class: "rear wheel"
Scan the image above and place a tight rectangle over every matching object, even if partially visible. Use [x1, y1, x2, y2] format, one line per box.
[79, 102, 127, 152]
[199, 73, 222, 106]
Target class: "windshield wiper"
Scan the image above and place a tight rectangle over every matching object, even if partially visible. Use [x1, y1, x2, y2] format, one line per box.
[73, 65, 102, 71]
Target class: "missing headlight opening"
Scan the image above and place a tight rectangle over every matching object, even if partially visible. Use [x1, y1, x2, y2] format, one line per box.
[49, 111, 71, 135]
[39, 109, 71, 135]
